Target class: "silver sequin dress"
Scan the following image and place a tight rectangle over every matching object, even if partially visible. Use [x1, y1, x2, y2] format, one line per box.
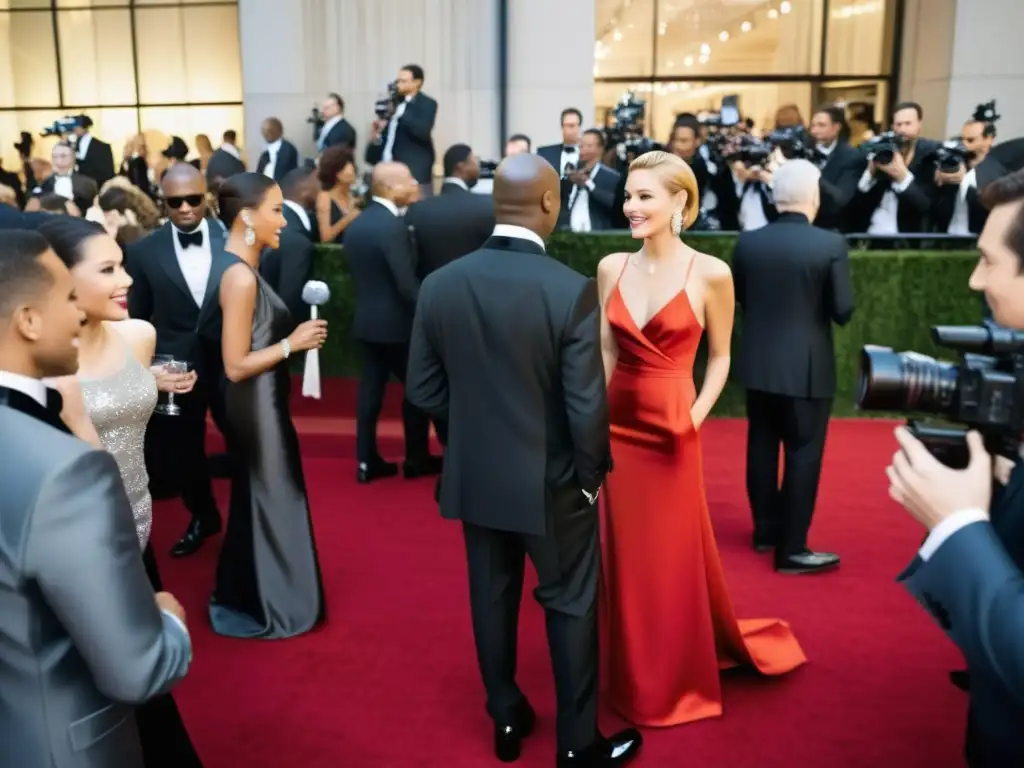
[80, 350, 159, 549]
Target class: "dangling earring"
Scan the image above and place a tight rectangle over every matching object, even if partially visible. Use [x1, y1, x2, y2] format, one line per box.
[242, 213, 256, 247]
[670, 210, 683, 236]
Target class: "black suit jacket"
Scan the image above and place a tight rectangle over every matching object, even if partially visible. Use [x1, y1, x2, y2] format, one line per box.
[320, 118, 357, 152]
[0, 165, 25, 208]
[125, 222, 234, 379]
[816, 142, 866, 232]
[848, 138, 941, 233]
[559, 164, 621, 232]
[365, 94, 437, 184]
[406, 235, 610, 536]
[932, 180, 988, 235]
[260, 204, 315, 330]
[342, 201, 420, 343]
[537, 144, 569, 173]
[733, 212, 855, 399]
[404, 182, 495, 278]
[77, 136, 115, 188]
[255, 140, 299, 182]
[39, 172, 98, 215]
[204, 149, 246, 185]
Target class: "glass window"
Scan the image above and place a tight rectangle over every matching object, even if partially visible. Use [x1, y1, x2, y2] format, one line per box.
[825, 0, 895, 75]
[139, 104, 244, 154]
[2, 0, 53, 8]
[0, 11, 60, 107]
[595, 0, 655, 78]
[56, 0, 130, 7]
[134, 5, 241, 103]
[57, 9, 136, 106]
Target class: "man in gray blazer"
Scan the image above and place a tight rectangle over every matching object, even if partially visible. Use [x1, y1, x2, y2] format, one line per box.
[888, 169, 1024, 767]
[0, 230, 193, 768]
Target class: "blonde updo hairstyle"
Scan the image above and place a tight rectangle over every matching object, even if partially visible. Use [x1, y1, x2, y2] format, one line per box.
[628, 150, 700, 232]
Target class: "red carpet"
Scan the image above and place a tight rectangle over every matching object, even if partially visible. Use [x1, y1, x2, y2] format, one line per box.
[150, 381, 967, 767]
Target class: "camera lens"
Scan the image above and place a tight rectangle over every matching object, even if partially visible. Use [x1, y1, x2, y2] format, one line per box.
[857, 346, 960, 416]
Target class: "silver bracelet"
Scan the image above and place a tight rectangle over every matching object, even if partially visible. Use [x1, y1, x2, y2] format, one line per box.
[281, 339, 292, 359]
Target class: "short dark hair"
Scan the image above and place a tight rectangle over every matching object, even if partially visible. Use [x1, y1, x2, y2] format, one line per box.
[402, 64, 424, 83]
[561, 108, 583, 126]
[672, 118, 700, 139]
[98, 186, 130, 214]
[443, 144, 473, 176]
[317, 145, 355, 191]
[280, 166, 316, 198]
[0, 230, 54, 319]
[814, 104, 846, 125]
[38, 216, 106, 269]
[980, 169, 1024, 264]
[217, 172, 276, 230]
[583, 128, 605, 149]
[38, 193, 71, 213]
[223, 130, 237, 143]
[507, 133, 531, 150]
[327, 92, 344, 111]
[892, 101, 923, 120]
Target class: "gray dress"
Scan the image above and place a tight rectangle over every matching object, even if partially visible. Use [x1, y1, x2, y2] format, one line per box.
[80, 348, 158, 549]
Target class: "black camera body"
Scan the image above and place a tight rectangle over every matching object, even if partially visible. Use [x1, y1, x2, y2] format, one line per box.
[41, 116, 83, 138]
[767, 126, 822, 163]
[604, 92, 661, 166]
[479, 159, 498, 180]
[720, 134, 772, 167]
[374, 81, 400, 120]
[935, 139, 971, 173]
[858, 326, 1024, 467]
[862, 130, 908, 166]
[307, 105, 324, 141]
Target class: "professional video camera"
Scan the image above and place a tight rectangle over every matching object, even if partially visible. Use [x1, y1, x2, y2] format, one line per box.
[40, 116, 83, 138]
[722, 134, 773, 167]
[479, 159, 499, 180]
[861, 130, 908, 166]
[697, 94, 741, 165]
[935, 138, 972, 173]
[306, 105, 324, 142]
[767, 126, 822, 163]
[605, 92, 662, 166]
[374, 80, 400, 120]
[857, 325, 1024, 467]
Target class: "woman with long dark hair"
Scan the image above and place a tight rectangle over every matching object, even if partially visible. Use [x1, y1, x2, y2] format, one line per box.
[315, 145, 361, 243]
[37, 216, 205, 768]
[209, 172, 327, 639]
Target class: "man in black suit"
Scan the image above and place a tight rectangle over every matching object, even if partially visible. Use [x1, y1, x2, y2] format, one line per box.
[343, 161, 440, 483]
[316, 93, 357, 153]
[559, 129, 620, 232]
[537, 107, 583, 177]
[367, 65, 437, 197]
[932, 114, 996, 235]
[405, 143, 494, 279]
[808, 104, 866, 232]
[126, 164, 233, 557]
[37, 142, 98, 217]
[261, 166, 318, 328]
[406, 153, 641, 767]
[255, 117, 300, 182]
[71, 116, 115, 188]
[733, 159, 854, 574]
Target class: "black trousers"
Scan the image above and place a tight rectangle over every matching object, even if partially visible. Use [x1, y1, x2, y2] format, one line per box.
[461, 489, 600, 753]
[144, 375, 224, 526]
[356, 340, 431, 464]
[745, 389, 831, 556]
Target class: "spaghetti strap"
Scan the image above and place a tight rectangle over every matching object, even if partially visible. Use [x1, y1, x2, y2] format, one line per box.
[616, 253, 630, 286]
[681, 250, 697, 292]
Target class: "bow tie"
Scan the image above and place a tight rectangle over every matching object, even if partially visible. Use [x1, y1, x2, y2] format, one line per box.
[563, 145, 577, 153]
[178, 230, 203, 249]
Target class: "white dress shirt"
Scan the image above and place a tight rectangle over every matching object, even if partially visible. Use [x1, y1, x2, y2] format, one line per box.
[858, 168, 915, 235]
[220, 143, 240, 160]
[53, 173, 74, 200]
[317, 115, 342, 151]
[568, 164, 605, 233]
[372, 196, 400, 217]
[263, 138, 282, 179]
[171, 218, 213, 307]
[734, 171, 769, 232]
[919, 507, 990, 561]
[284, 199, 312, 232]
[383, 96, 413, 162]
[442, 177, 468, 191]
[0, 370, 48, 407]
[492, 223, 544, 250]
[947, 168, 978, 236]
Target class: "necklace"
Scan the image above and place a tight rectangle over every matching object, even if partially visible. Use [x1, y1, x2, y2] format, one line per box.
[632, 248, 693, 276]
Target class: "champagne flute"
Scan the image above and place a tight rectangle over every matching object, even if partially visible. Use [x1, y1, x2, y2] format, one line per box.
[152, 355, 188, 416]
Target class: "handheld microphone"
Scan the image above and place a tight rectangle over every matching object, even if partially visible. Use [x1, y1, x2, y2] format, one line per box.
[300, 280, 330, 399]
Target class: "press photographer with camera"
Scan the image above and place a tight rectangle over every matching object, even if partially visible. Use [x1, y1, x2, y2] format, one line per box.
[931, 102, 999, 236]
[883, 169, 1024, 767]
[808, 105, 866, 232]
[558, 129, 620, 232]
[847, 101, 940, 235]
[315, 93, 357, 153]
[366, 65, 437, 198]
[727, 139, 779, 232]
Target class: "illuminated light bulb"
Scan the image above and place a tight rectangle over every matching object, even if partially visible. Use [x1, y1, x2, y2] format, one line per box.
[741, 20, 752, 32]
[700, 43, 711, 54]
[768, 8, 779, 18]
[684, 55, 694, 66]
[780, 1, 792, 13]
[613, 30, 622, 41]
[719, 30, 729, 41]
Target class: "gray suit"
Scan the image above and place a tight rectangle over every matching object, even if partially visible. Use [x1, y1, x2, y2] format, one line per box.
[0, 401, 192, 768]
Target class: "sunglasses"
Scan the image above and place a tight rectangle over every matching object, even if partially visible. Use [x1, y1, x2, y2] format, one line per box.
[166, 195, 204, 209]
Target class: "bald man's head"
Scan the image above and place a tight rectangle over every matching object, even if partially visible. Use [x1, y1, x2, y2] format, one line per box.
[162, 162, 207, 232]
[492, 153, 561, 238]
[371, 162, 417, 207]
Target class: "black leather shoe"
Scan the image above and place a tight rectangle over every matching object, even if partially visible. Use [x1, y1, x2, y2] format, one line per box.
[557, 729, 643, 766]
[494, 700, 536, 762]
[403, 455, 443, 479]
[357, 460, 399, 484]
[775, 550, 840, 574]
[169, 516, 221, 558]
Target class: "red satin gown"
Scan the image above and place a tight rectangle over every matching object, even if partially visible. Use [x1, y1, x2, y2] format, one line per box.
[601, 257, 806, 727]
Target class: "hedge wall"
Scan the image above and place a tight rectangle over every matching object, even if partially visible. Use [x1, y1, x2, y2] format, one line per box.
[309, 233, 980, 417]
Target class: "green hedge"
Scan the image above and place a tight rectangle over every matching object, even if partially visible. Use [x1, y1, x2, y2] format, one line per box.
[310, 233, 980, 416]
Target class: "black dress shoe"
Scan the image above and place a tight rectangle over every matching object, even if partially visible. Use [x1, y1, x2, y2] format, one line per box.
[403, 455, 443, 479]
[357, 460, 399, 484]
[494, 700, 535, 762]
[169, 516, 222, 558]
[775, 550, 840, 574]
[557, 729, 643, 767]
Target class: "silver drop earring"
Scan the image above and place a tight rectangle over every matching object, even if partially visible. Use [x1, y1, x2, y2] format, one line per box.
[670, 210, 683, 236]
[243, 214, 256, 247]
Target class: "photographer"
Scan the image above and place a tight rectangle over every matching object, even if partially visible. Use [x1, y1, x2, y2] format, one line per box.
[316, 93, 356, 153]
[808, 105, 866, 232]
[366, 65, 437, 198]
[888, 168, 1024, 767]
[558, 128, 620, 232]
[71, 116, 114, 188]
[848, 102, 940, 235]
[932, 103, 998, 236]
[729, 143, 779, 232]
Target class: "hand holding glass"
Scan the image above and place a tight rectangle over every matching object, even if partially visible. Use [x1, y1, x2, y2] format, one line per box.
[151, 356, 191, 416]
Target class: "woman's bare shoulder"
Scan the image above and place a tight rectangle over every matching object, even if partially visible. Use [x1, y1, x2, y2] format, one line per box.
[109, 318, 155, 345]
[597, 251, 631, 277]
[694, 250, 732, 282]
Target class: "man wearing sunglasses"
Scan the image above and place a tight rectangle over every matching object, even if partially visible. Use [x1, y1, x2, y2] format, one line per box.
[126, 163, 234, 558]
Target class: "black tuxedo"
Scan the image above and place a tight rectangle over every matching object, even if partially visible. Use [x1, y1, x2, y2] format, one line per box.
[816, 142, 866, 232]
[848, 138, 941, 233]
[0, 386, 71, 435]
[343, 200, 429, 464]
[932, 178, 989, 235]
[204, 148, 246, 185]
[733, 212, 855, 555]
[318, 118, 357, 152]
[406, 234, 609, 752]
[365, 93, 437, 185]
[558, 163, 621, 232]
[39, 172, 98, 215]
[76, 136, 115, 188]
[125, 222, 234, 526]
[255, 139, 300, 182]
[0, 165, 25, 208]
[537, 144, 577, 175]
[260, 204, 315, 331]
[404, 182, 494, 278]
